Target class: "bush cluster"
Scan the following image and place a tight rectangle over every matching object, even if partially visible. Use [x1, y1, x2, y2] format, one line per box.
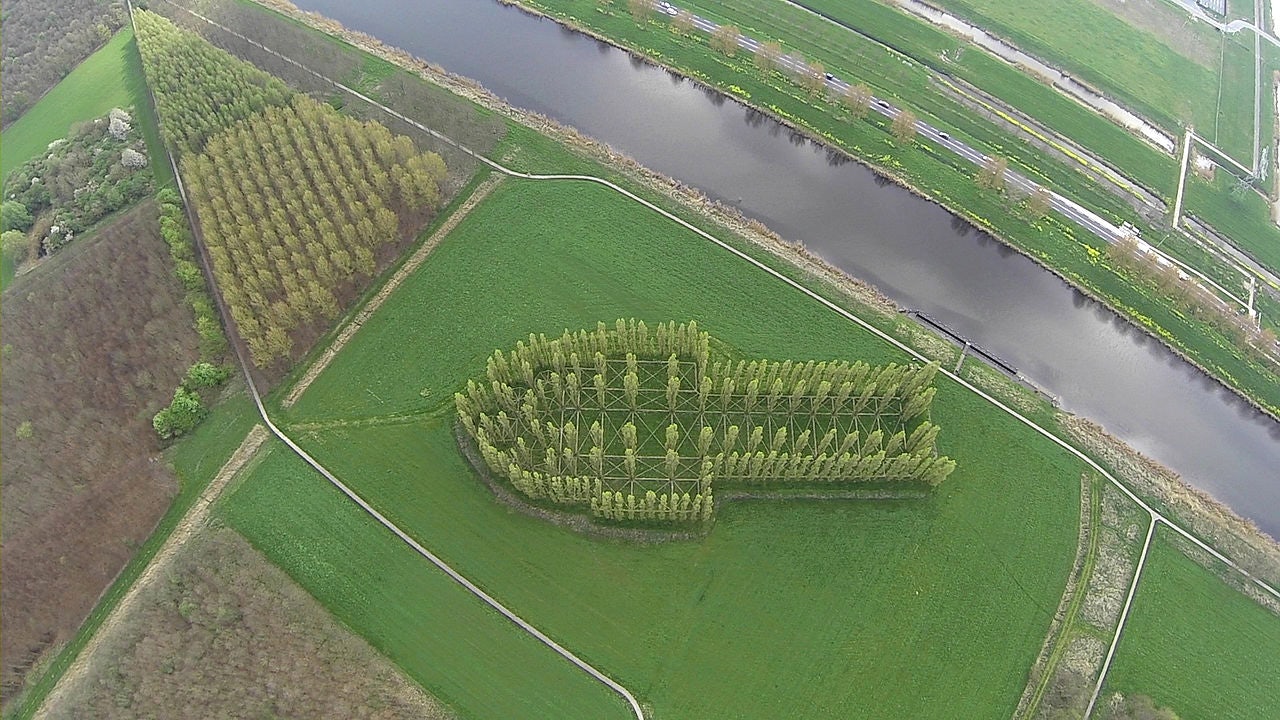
[2, 108, 152, 259]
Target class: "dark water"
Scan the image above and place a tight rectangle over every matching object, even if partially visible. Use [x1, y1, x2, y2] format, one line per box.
[293, 0, 1280, 537]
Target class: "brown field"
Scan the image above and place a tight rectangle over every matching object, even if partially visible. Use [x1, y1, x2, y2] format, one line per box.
[0, 200, 200, 705]
[39, 526, 452, 720]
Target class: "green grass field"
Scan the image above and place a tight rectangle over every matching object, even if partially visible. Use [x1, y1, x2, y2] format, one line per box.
[1184, 172, 1280, 276]
[224, 177, 1086, 718]
[1102, 530, 1280, 720]
[925, 0, 1223, 135]
[221, 441, 629, 720]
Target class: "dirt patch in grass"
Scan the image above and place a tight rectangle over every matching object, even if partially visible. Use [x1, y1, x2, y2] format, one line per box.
[0, 201, 200, 706]
[38, 524, 451, 720]
[1090, 0, 1219, 68]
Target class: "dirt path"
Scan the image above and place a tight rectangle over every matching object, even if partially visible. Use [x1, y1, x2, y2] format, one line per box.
[1085, 516, 1157, 718]
[283, 174, 505, 408]
[34, 425, 269, 718]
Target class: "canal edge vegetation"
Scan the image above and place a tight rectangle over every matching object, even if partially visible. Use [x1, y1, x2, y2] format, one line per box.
[499, 0, 1280, 422]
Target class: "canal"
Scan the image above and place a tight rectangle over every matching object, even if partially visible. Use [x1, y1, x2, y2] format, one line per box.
[294, 0, 1280, 536]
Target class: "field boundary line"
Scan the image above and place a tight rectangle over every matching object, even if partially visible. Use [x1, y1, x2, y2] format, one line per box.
[151, 5, 1279, 719]
[282, 173, 505, 408]
[33, 425, 270, 718]
[1084, 516, 1157, 719]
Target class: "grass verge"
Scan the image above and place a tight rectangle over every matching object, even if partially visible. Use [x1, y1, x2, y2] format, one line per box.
[1101, 528, 1280, 720]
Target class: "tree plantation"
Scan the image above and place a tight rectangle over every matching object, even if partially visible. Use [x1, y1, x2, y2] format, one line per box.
[456, 320, 955, 524]
[182, 96, 447, 363]
[132, 9, 290, 156]
[134, 9, 449, 365]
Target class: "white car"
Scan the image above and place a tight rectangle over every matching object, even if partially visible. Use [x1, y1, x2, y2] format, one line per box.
[658, 2, 679, 16]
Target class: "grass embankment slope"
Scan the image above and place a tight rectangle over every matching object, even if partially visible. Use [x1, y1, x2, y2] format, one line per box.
[1103, 531, 1280, 720]
[517, 0, 1280, 417]
[230, 177, 1083, 719]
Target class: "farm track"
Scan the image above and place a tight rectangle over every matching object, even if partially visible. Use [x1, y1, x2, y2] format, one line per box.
[282, 173, 506, 409]
[1016, 473, 1101, 719]
[145, 3, 1280, 719]
[33, 426, 270, 718]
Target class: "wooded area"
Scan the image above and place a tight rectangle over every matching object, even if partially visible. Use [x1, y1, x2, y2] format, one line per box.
[43, 527, 452, 720]
[132, 9, 290, 157]
[135, 9, 449, 366]
[183, 95, 447, 364]
[457, 320, 954, 523]
[0, 202, 199, 704]
[0, 0, 126, 125]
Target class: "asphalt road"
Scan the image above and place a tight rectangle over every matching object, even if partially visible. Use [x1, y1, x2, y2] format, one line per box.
[661, 2, 1129, 244]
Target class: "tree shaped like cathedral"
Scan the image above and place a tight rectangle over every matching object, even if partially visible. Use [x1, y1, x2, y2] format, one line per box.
[456, 320, 956, 524]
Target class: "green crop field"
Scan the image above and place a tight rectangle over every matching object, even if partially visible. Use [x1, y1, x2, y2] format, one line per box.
[1, 29, 169, 187]
[925, 0, 1224, 136]
[221, 442, 629, 720]
[1214, 34, 1260, 162]
[1102, 531, 1280, 720]
[222, 177, 1086, 718]
[1184, 172, 1280, 276]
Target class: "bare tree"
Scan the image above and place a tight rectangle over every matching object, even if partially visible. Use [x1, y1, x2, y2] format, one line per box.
[628, 0, 654, 23]
[711, 24, 740, 56]
[1026, 186, 1052, 219]
[976, 156, 1008, 192]
[890, 109, 917, 144]
[754, 41, 781, 73]
[670, 9, 694, 34]
[801, 62, 827, 97]
[843, 83, 872, 118]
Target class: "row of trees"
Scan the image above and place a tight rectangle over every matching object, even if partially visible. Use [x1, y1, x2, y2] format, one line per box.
[182, 93, 447, 364]
[457, 322, 956, 523]
[134, 9, 291, 156]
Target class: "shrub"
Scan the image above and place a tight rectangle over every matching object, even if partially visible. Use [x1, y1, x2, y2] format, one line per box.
[152, 386, 206, 439]
[1, 229, 30, 264]
[2, 201, 33, 233]
[182, 361, 231, 390]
